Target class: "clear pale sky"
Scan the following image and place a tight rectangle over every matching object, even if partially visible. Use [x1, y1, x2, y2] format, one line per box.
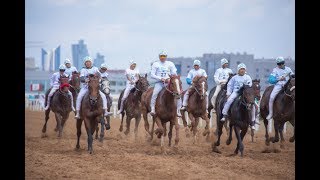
[25, 0, 295, 73]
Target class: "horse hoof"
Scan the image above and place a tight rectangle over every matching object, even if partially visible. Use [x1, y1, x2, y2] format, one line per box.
[226, 139, 232, 145]
[212, 147, 221, 154]
[124, 130, 129, 135]
[105, 124, 111, 130]
[119, 126, 123, 132]
[265, 141, 270, 146]
[41, 133, 47, 138]
[76, 145, 80, 149]
[54, 128, 58, 132]
[214, 142, 220, 146]
[289, 137, 295, 143]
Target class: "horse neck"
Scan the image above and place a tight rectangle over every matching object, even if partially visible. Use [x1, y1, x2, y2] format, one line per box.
[162, 88, 176, 106]
[89, 85, 99, 97]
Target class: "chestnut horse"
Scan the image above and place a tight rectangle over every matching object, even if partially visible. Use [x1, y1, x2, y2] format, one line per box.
[180, 75, 210, 143]
[69, 71, 80, 110]
[141, 75, 182, 150]
[118, 74, 149, 138]
[76, 74, 103, 154]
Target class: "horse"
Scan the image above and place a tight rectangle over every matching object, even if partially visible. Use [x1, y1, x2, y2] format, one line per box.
[42, 75, 72, 138]
[141, 75, 182, 150]
[118, 74, 149, 138]
[75, 73, 103, 154]
[248, 79, 261, 142]
[212, 84, 256, 157]
[69, 71, 80, 110]
[94, 77, 113, 142]
[180, 75, 210, 143]
[208, 74, 236, 137]
[260, 76, 295, 148]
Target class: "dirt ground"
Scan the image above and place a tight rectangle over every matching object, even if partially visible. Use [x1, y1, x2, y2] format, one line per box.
[25, 109, 295, 180]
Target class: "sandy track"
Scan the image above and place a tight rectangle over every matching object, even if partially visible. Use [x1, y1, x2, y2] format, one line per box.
[25, 110, 294, 179]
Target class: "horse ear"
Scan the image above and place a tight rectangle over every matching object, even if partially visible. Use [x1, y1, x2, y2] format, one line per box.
[258, 79, 260, 83]
[145, 73, 147, 78]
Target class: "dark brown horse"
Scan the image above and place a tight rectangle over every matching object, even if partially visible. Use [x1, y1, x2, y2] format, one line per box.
[180, 75, 210, 143]
[260, 76, 295, 148]
[118, 74, 149, 138]
[141, 75, 182, 150]
[69, 71, 80, 110]
[94, 77, 113, 142]
[76, 73, 103, 154]
[212, 85, 256, 156]
[249, 79, 261, 142]
[42, 76, 72, 138]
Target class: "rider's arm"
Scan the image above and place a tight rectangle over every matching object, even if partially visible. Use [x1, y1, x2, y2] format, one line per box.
[186, 70, 192, 85]
[246, 75, 253, 87]
[150, 63, 162, 81]
[202, 70, 208, 78]
[213, 69, 220, 84]
[50, 73, 56, 86]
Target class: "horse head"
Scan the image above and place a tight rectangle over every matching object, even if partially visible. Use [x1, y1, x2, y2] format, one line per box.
[239, 84, 255, 111]
[59, 83, 70, 93]
[70, 71, 80, 93]
[192, 75, 208, 99]
[59, 75, 69, 84]
[168, 75, 182, 99]
[88, 74, 100, 106]
[135, 73, 149, 94]
[284, 75, 295, 101]
[252, 79, 261, 100]
[100, 78, 110, 95]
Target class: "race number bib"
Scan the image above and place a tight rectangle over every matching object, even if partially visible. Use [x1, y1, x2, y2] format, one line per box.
[160, 67, 168, 77]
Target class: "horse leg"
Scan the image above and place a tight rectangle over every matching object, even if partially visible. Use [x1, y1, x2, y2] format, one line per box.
[142, 111, 151, 136]
[201, 115, 211, 142]
[119, 112, 125, 132]
[150, 117, 156, 141]
[99, 117, 105, 143]
[289, 119, 295, 142]
[239, 126, 248, 157]
[134, 115, 141, 139]
[105, 116, 111, 130]
[212, 118, 224, 153]
[168, 121, 173, 147]
[55, 113, 62, 138]
[188, 113, 197, 144]
[181, 110, 190, 138]
[76, 119, 83, 149]
[41, 109, 50, 137]
[226, 124, 233, 145]
[84, 119, 93, 154]
[95, 123, 99, 139]
[234, 126, 244, 156]
[224, 119, 230, 136]
[264, 119, 270, 146]
[270, 120, 280, 143]
[279, 122, 286, 149]
[174, 117, 180, 146]
[154, 117, 164, 138]
[124, 116, 131, 135]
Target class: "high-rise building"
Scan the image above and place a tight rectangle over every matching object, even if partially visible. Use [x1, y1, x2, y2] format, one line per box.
[94, 53, 105, 67]
[41, 46, 61, 72]
[72, 39, 89, 70]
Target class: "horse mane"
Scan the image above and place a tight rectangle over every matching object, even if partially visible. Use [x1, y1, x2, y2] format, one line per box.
[238, 85, 251, 96]
[222, 73, 236, 90]
[252, 79, 260, 83]
[282, 77, 294, 93]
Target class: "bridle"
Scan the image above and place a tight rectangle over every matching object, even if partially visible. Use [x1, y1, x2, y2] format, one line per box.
[163, 78, 182, 98]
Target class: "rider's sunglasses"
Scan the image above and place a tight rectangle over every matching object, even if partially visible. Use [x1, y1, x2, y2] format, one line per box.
[101, 68, 107, 71]
[277, 62, 284, 66]
[59, 69, 65, 72]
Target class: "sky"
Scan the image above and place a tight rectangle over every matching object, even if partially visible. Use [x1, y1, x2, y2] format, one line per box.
[25, 0, 295, 73]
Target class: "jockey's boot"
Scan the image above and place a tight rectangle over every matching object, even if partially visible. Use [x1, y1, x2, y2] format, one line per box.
[117, 100, 124, 114]
[266, 113, 273, 120]
[150, 107, 156, 116]
[44, 98, 51, 110]
[177, 109, 182, 117]
[180, 106, 187, 111]
[104, 109, 113, 117]
[220, 114, 228, 122]
[74, 110, 80, 119]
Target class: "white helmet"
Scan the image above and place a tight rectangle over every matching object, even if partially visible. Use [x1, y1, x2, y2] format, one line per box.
[83, 56, 93, 65]
[64, 59, 71, 64]
[221, 58, 229, 66]
[59, 64, 66, 70]
[159, 51, 167, 57]
[276, 56, 285, 64]
[193, 59, 201, 66]
[237, 63, 246, 71]
[100, 63, 108, 69]
[129, 60, 137, 66]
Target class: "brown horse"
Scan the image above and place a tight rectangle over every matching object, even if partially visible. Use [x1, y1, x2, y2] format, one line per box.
[180, 75, 210, 143]
[42, 76, 72, 138]
[118, 74, 149, 138]
[249, 79, 261, 142]
[94, 77, 113, 142]
[260, 76, 295, 148]
[76, 73, 103, 154]
[212, 85, 256, 156]
[69, 71, 80, 110]
[141, 75, 182, 150]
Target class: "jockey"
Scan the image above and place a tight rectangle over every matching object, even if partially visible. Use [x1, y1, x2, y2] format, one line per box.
[98, 63, 109, 80]
[211, 58, 233, 109]
[44, 64, 75, 112]
[266, 56, 294, 121]
[220, 63, 256, 130]
[180, 59, 208, 112]
[74, 56, 113, 119]
[64, 58, 78, 79]
[117, 60, 140, 114]
[150, 51, 181, 117]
